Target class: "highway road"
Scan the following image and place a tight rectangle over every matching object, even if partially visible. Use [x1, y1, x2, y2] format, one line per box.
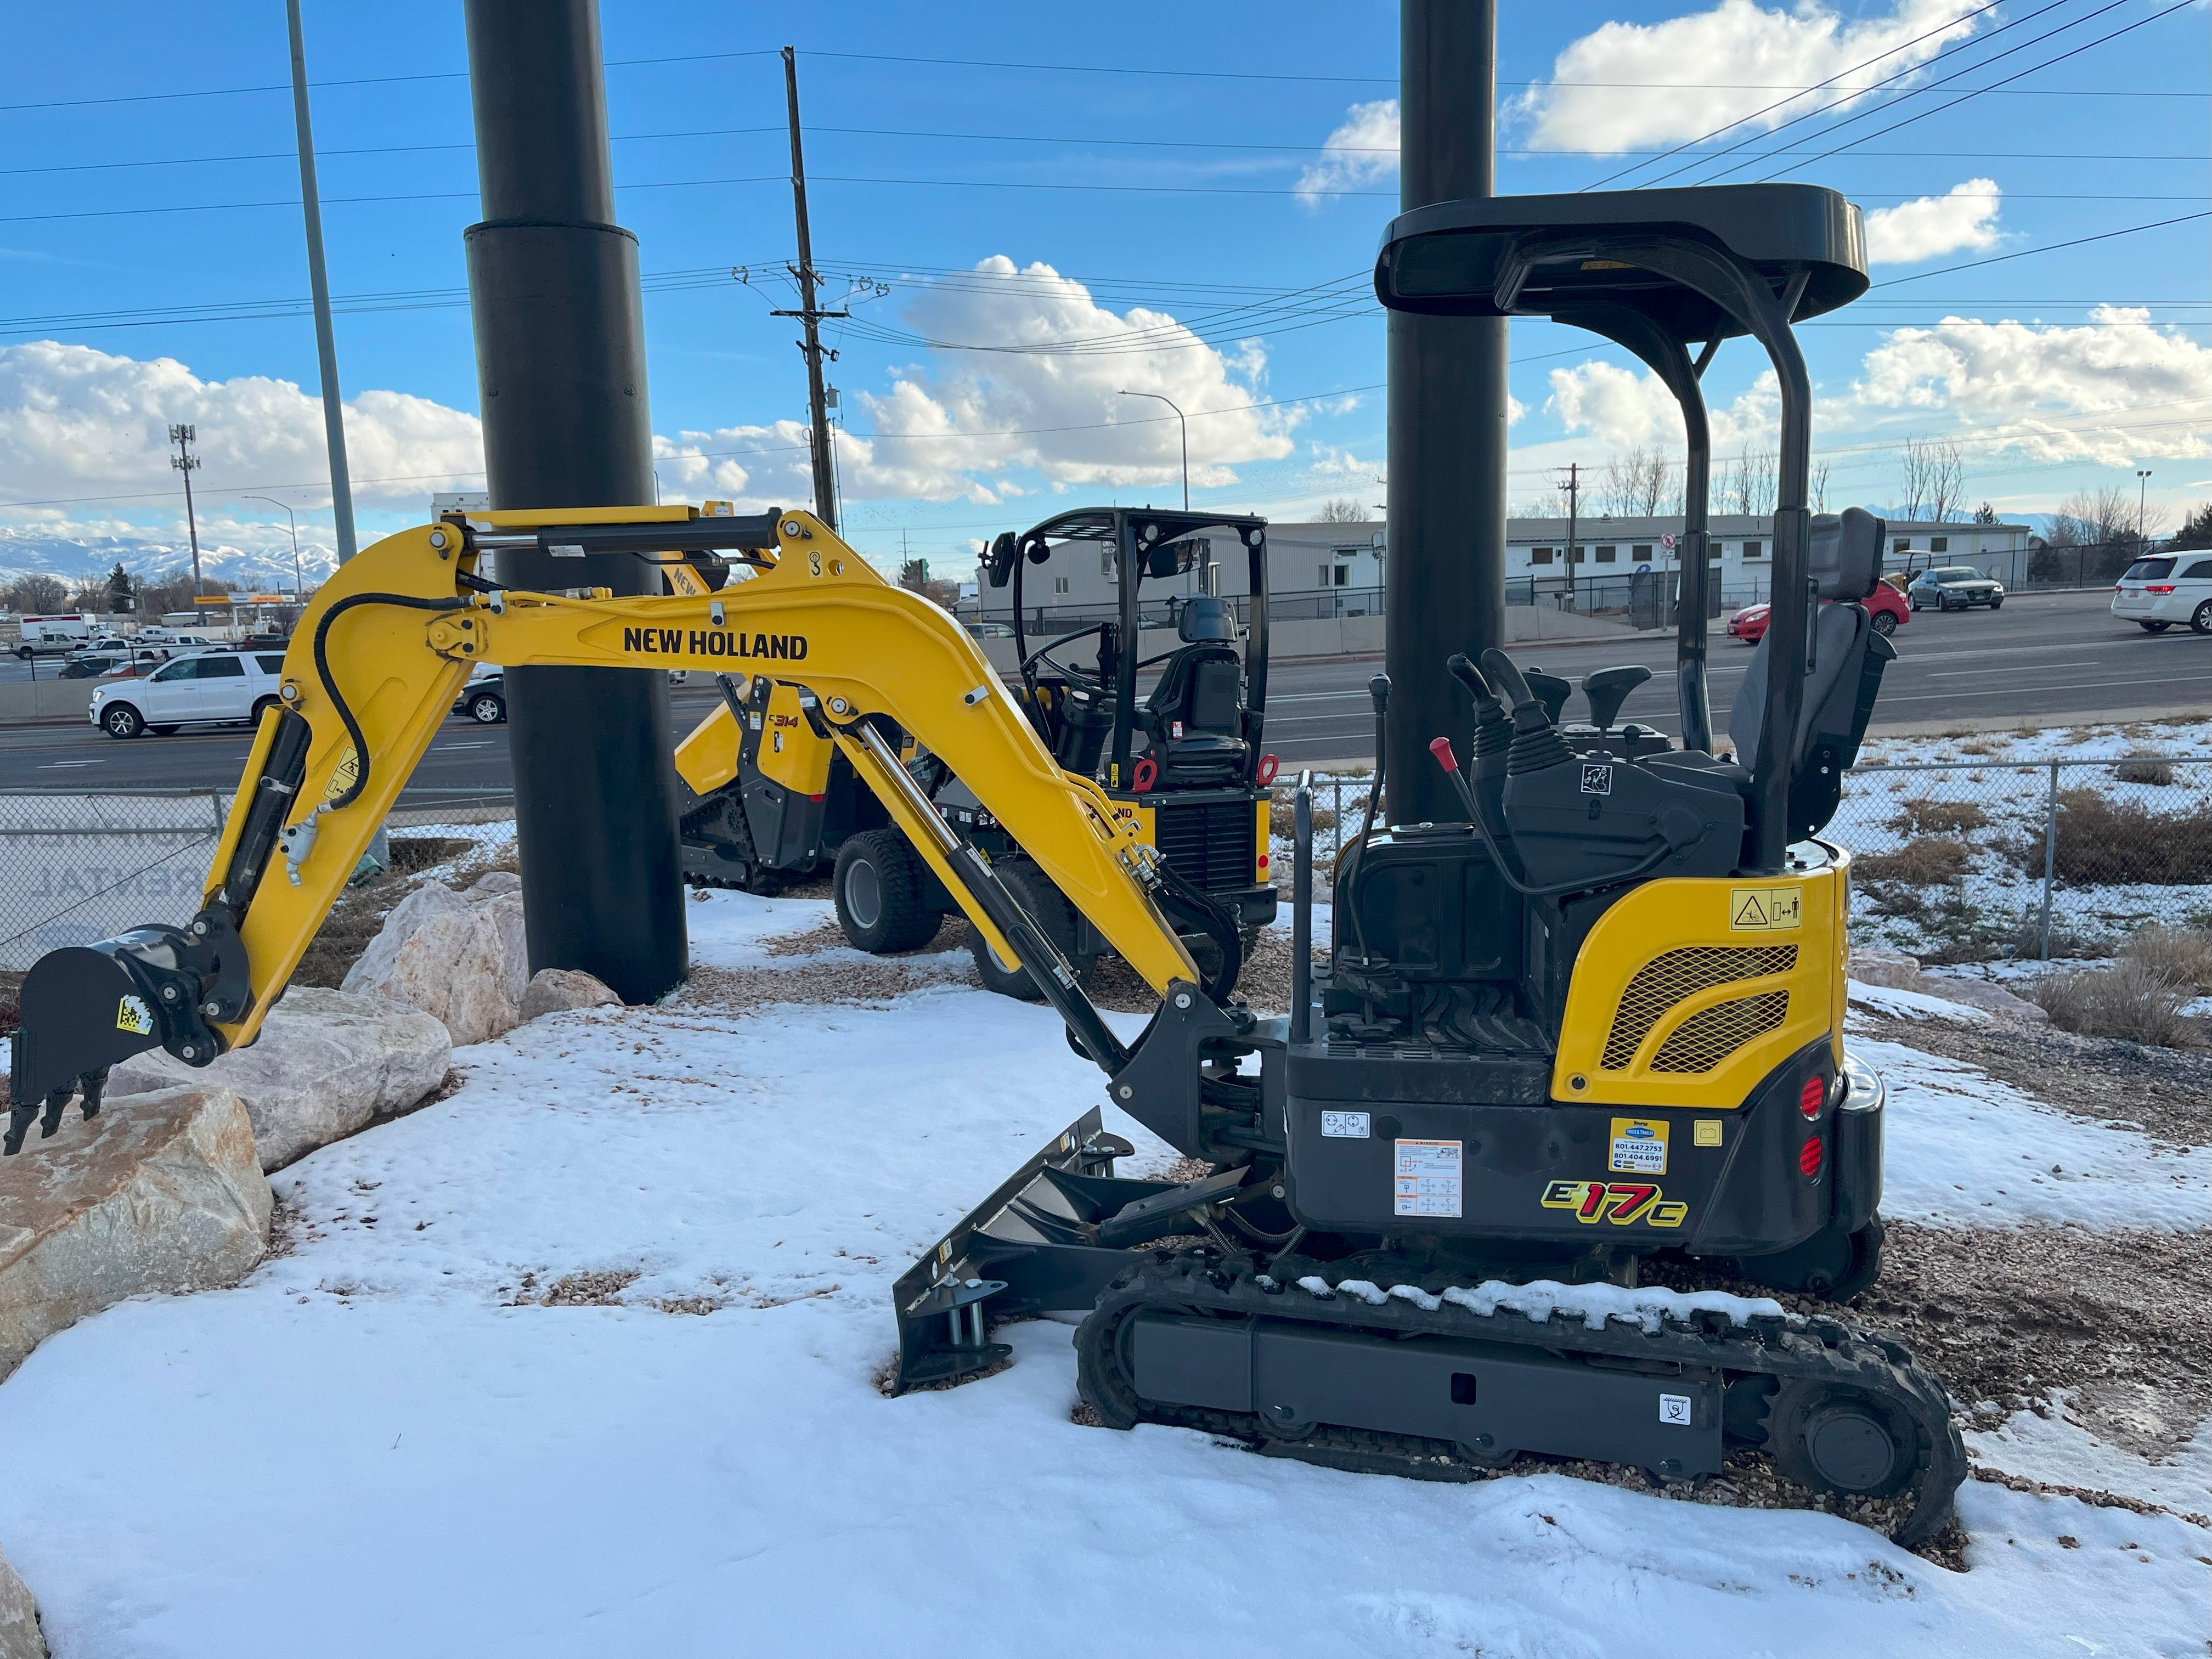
[0, 590, 2196, 800]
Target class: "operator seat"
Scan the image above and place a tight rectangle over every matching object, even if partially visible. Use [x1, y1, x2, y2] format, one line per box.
[1139, 595, 1249, 786]
[1728, 507, 1896, 842]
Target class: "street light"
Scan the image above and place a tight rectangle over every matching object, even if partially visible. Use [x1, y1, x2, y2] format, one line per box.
[2137, 469, 2152, 543]
[1118, 390, 1188, 510]
[242, 494, 304, 606]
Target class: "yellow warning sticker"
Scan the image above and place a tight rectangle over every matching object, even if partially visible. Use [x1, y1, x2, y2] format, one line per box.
[1729, 886, 1803, 931]
[322, 746, 360, 805]
[1694, 1119, 1725, 1147]
[1609, 1117, 1668, 1175]
[116, 995, 154, 1036]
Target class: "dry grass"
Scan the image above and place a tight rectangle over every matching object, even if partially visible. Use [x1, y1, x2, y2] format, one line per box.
[2118, 925, 2212, 995]
[385, 835, 473, 873]
[2112, 756, 2177, 786]
[2027, 789, 2212, 887]
[2025, 961, 2206, 1049]
[1853, 836, 1973, 887]
[1887, 797, 1989, 836]
[1269, 791, 1338, 839]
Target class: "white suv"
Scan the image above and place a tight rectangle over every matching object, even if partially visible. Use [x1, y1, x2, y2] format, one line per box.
[90, 649, 289, 739]
[2113, 552, 2212, 634]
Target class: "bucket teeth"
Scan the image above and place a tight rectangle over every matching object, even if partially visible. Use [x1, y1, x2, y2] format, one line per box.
[3, 1067, 110, 1156]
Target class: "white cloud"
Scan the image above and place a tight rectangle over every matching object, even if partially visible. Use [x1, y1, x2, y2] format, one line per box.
[0, 340, 484, 515]
[658, 257, 1297, 509]
[1864, 179, 2002, 265]
[1295, 99, 1401, 206]
[1518, 0, 1986, 155]
[1850, 307, 2212, 464]
[1547, 360, 1780, 453]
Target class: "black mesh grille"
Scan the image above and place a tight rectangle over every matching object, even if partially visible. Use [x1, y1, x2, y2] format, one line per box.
[1152, 799, 1255, 891]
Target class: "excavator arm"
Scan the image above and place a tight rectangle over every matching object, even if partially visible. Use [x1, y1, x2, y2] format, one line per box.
[5, 507, 1216, 1152]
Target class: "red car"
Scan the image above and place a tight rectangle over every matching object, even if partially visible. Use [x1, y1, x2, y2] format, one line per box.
[1728, 580, 1907, 644]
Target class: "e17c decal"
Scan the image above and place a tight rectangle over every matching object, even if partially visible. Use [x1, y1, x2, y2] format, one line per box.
[1539, 1178, 1689, 1228]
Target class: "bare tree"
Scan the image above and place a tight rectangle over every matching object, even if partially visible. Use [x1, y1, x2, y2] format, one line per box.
[1899, 436, 1965, 524]
[1315, 497, 1367, 523]
[2050, 485, 2151, 548]
[5, 574, 69, 614]
[1724, 446, 1776, 518]
[1810, 460, 1831, 514]
[1600, 447, 1677, 518]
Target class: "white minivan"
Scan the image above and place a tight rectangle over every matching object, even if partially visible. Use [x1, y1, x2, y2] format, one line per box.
[2112, 552, 2212, 634]
[89, 650, 289, 739]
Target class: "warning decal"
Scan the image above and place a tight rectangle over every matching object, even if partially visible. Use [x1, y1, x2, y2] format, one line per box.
[1609, 1117, 1668, 1174]
[1394, 1139, 1462, 1218]
[116, 995, 154, 1036]
[1729, 886, 1803, 931]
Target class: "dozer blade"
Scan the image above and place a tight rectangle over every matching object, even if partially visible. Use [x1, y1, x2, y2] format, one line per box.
[890, 1108, 1206, 1395]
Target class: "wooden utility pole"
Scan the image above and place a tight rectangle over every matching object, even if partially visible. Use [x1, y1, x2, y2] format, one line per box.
[285, 0, 357, 562]
[776, 46, 842, 530]
[170, 424, 204, 596]
[1558, 461, 1580, 611]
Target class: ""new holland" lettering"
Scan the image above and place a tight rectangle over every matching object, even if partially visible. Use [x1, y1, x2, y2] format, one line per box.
[620, 626, 807, 661]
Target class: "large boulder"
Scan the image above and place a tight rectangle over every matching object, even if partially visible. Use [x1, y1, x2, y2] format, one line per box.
[1848, 942, 1923, 991]
[0, 1544, 42, 1659]
[1922, 976, 2050, 1024]
[520, 967, 622, 1022]
[0, 1086, 268, 1385]
[343, 877, 528, 1046]
[105, 988, 450, 1172]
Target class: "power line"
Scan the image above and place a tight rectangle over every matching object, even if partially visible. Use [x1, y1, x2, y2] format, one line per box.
[1868, 211, 2212, 286]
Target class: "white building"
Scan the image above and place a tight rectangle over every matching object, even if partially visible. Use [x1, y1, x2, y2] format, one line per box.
[977, 512, 2032, 623]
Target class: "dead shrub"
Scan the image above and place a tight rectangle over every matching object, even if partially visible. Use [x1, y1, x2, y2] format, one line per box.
[2027, 789, 2212, 886]
[2025, 962, 2205, 1049]
[2118, 925, 2212, 995]
[1887, 797, 1988, 836]
[1853, 836, 1973, 887]
[1268, 791, 1336, 839]
[386, 836, 472, 873]
[2113, 756, 2176, 786]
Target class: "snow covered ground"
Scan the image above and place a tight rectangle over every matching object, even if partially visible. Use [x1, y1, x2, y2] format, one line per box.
[0, 890, 2205, 1657]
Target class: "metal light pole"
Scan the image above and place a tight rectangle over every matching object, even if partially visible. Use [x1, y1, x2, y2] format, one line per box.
[2137, 469, 2152, 543]
[1119, 391, 1188, 510]
[285, 0, 357, 562]
[1386, 0, 1505, 826]
[462, 0, 685, 1006]
[168, 424, 204, 596]
[242, 495, 304, 601]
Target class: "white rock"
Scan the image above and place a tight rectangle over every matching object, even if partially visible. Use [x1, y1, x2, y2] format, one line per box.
[1848, 942, 1923, 990]
[105, 988, 450, 1172]
[344, 884, 529, 1047]
[0, 1086, 268, 1384]
[0, 1545, 42, 1659]
[464, 870, 522, 900]
[1924, 976, 2050, 1024]
[520, 968, 622, 1022]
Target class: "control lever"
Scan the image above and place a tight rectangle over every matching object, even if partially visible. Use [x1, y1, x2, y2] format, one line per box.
[1524, 669, 1572, 727]
[1582, 665, 1652, 732]
[1341, 675, 1391, 968]
[1480, 648, 1572, 774]
[1479, 647, 1534, 709]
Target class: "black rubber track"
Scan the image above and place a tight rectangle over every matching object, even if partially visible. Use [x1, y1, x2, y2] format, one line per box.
[1075, 1246, 1966, 1548]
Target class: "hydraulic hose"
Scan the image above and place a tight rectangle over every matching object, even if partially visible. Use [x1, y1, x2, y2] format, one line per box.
[313, 592, 471, 810]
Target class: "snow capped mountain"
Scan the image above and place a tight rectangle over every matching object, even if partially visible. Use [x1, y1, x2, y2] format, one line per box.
[0, 529, 337, 593]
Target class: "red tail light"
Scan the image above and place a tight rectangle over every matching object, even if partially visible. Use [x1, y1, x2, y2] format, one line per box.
[1799, 1137, 1824, 1178]
[1798, 1076, 1825, 1120]
[2145, 584, 2177, 594]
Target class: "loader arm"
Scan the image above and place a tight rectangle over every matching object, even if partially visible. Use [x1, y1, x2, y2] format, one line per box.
[7, 507, 1206, 1144]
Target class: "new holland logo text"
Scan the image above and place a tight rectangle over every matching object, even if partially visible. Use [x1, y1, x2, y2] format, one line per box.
[622, 626, 808, 662]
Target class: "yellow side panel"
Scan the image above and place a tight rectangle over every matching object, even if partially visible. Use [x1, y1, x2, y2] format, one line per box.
[755, 683, 834, 794]
[1830, 843, 1852, 1068]
[1255, 798, 1272, 884]
[1551, 862, 1841, 1110]
[673, 702, 742, 794]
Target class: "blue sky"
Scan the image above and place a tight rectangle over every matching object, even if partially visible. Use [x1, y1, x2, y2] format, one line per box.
[1, 0, 2205, 579]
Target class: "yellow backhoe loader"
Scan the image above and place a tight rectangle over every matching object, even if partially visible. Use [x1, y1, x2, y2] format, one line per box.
[3, 184, 1969, 1547]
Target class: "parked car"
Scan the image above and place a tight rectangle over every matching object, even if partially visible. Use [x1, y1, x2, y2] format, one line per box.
[89, 649, 290, 738]
[963, 621, 1015, 640]
[2112, 552, 2212, 634]
[1907, 567, 2004, 611]
[453, 669, 506, 725]
[1727, 581, 1908, 645]
[58, 647, 167, 680]
[230, 632, 291, 651]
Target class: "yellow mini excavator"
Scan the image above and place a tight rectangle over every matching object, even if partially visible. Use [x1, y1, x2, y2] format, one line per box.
[5, 184, 1966, 1546]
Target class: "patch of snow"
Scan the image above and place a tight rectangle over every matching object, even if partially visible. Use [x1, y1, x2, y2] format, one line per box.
[1967, 1396, 2211, 1514]
[1847, 980, 1993, 1022]
[1850, 1035, 2211, 1230]
[682, 886, 840, 968]
[1436, 1279, 1793, 1334]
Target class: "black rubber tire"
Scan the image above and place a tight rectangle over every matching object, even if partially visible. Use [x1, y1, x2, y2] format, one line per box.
[1766, 1380, 1916, 1500]
[2141, 620, 2172, 633]
[1869, 611, 1897, 636]
[149, 724, 179, 736]
[12, 647, 29, 661]
[250, 696, 280, 726]
[469, 692, 506, 724]
[101, 703, 144, 740]
[2192, 601, 2212, 635]
[833, 827, 942, 955]
[1908, 599, 1921, 612]
[966, 859, 1092, 1001]
[1987, 596, 2002, 609]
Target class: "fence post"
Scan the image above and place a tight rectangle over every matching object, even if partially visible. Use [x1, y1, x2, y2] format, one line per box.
[2038, 759, 2058, 960]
